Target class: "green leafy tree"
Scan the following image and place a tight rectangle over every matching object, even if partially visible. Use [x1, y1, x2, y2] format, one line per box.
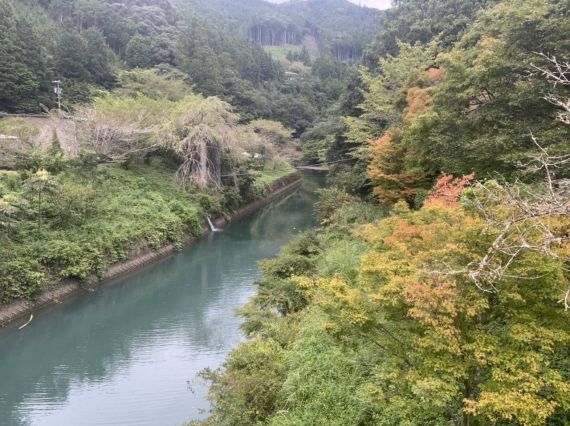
[365, 0, 496, 64]
[408, 0, 569, 179]
[0, 0, 52, 112]
[125, 34, 154, 69]
[24, 169, 57, 234]
[55, 30, 90, 81]
[83, 27, 116, 87]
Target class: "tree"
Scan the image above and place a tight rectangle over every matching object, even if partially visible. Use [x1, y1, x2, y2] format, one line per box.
[344, 42, 436, 146]
[76, 94, 169, 164]
[55, 30, 90, 81]
[24, 169, 57, 234]
[0, 192, 20, 233]
[302, 191, 569, 425]
[344, 42, 437, 204]
[0, 0, 52, 112]
[365, 0, 496, 65]
[167, 97, 241, 189]
[125, 34, 153, 69]
[406, 0, 569, 179]
[83, 27, 116, 88]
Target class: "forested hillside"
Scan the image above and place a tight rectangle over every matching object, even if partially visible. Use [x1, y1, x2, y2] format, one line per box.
[0, 0, 377, 306]
[0, 0, 377, 135]
[186, 0, 379, 60]
[196, 0, 570, 425]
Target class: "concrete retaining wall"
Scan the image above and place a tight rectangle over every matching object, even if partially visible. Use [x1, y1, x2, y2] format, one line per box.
[0, 172, 302, 328]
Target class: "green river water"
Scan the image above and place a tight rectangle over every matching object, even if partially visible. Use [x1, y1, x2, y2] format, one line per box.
[0, 171, 325, 426]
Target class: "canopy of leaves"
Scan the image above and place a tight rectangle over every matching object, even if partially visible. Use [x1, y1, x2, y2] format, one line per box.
[201, 178, 570, 425]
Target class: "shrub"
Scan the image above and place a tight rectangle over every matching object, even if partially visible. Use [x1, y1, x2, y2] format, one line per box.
[0, 257, 44, 303]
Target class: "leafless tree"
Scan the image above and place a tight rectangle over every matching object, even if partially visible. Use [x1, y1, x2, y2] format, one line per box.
[533, 53, 570, 124]
[76, 106, 161, 164]
[464, 140, 569, 290]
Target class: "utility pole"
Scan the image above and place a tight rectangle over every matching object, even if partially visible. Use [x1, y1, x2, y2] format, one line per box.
[52, 80, 62, 117]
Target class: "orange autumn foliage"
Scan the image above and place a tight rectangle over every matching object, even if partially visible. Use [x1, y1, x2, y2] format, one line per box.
[427, 67, 445, 84]
[368, 132, 396, 178]
[368, 131, 428, 204]
[402, 275, 459, 334]
[404, 68, 444, 119]
[405, 86, 433, 118]
[424, 173, 476, 208]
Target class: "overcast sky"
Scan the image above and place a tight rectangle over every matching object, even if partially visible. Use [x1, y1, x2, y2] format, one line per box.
[267, 0, 392, 9]
[350, 0, 392, 9]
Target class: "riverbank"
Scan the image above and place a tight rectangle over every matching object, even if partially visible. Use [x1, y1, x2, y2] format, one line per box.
[0, 171, 324, 425]
[296, 165, 330, 171]
[0, 171, 302, 328]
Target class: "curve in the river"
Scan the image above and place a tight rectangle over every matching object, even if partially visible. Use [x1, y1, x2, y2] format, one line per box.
[0, 171, 325, 426]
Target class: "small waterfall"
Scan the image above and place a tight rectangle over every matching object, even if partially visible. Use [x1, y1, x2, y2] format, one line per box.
[207, 217, 220, 232]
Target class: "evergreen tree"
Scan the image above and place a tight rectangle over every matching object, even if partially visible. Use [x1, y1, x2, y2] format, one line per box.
[0, 0, 52, 112]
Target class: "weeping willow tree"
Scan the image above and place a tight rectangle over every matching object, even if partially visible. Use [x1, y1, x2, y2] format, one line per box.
[77, 92, 241, 187]
[166, 97, 242, 189]
[77, 74, 289, 190]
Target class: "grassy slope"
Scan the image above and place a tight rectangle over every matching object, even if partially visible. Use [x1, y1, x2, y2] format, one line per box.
[264, 45, 302, 62]
[0, 159, 296, 303]
[256, 162, 296, 187]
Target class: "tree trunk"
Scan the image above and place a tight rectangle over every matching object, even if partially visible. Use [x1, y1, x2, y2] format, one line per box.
[199, 140, 208, 187]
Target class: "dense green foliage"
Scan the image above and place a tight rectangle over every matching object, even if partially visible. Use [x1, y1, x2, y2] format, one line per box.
[0, 159, 199, 302]
[0, 150, 294, 303]
[187, 0, 379, 60]
[364, 0, 496, 63]
[0, 65, 300, 303]
[198, 0, 570, 425]
[0, 0, 375, 138]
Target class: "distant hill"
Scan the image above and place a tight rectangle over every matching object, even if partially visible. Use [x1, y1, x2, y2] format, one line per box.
[182, 0, 381, 61]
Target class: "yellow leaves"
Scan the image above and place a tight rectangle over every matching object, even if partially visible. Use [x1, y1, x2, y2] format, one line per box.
[462, 296, 490, 318]
[35, 169, 50, 182]
[358, 252, 385, 274]
[295, 276, 369, 326]
[549, 215, 570, 261]
[464, 391, 558, 426]
[0, 192, 18, 207]
[508, 324, 570, 352]
[317, 276, 349, 294]
[322, 320, 341, 333]
[474, 36, 505, 65]
[460, 344, 570, 425]
[409, 377, 457, 407]
[295, 276, 315, 290]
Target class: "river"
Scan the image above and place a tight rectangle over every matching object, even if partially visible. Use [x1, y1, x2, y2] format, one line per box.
[0, 171, 325, 426]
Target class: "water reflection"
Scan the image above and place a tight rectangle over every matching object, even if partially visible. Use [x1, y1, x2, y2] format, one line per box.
[0, 172, 325, 426]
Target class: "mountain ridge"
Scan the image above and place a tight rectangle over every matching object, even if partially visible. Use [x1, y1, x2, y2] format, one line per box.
[183, 0, 380, 60]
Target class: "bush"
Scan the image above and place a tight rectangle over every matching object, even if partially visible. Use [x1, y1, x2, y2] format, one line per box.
[39, 240, 95, 280]
[203, 338, 288, 426]
[0, 257, 44, 303]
